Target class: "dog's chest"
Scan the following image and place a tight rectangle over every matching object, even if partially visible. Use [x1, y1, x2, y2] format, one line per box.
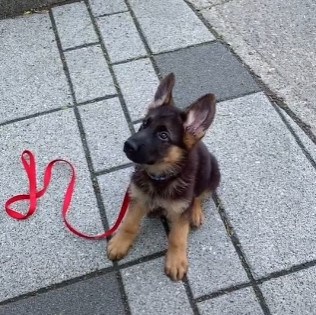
[129, 183, 190, 216]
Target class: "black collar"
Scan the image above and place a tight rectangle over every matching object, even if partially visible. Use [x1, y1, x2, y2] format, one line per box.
[146, 170, 178, 181]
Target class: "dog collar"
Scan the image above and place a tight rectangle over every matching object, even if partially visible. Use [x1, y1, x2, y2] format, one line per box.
[146, 171, 177, 181]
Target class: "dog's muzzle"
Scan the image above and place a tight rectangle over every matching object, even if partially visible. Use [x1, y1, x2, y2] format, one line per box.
[124, 138, 138, 156]
[124, 138, 151, 164]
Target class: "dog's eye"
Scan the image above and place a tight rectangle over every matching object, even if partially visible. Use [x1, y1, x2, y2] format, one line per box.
[158, 131, 169, 141]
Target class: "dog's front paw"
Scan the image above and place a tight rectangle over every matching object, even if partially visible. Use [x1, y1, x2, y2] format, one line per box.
[165, 250, 188, 281]
[107, 233, 133, 261]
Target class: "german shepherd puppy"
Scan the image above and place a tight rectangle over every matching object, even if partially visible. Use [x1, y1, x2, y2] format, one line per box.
[107, 73, 220, 281]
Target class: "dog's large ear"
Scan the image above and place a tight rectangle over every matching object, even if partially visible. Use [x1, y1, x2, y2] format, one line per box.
[149, 73, 175, 108]
[183, 94, 216, 148]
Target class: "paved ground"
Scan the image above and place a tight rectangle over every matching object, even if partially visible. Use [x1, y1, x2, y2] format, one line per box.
[0, 0, 316, 314]
[196, 0, 316, 137]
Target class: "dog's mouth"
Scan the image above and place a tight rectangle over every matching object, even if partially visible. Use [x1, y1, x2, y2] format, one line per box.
[123, 144, 156, 165]
[126, 154, 155, 165]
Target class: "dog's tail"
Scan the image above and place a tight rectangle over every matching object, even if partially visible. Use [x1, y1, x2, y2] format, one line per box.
[209, 153, 221, 191]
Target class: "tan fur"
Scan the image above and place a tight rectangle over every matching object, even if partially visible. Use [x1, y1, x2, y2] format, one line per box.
[144, 146, 184, 176]
[190, 197, 205, 228]
[107, 199, 147, 260]
[129, 183, 190, 216]
[184, 132, 206, 149]
[165, 214, 190, 281]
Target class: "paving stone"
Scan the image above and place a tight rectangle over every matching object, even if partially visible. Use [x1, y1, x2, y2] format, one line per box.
[154, 42, 260, 107]
[79, 98, 131, 171]
[98, 168, 167, 264]
[121, 258, 193, 315]
[64, 45, 116, 103]
[188, 199, 248, 297]
[0, 109, 109, 302]
[0, 14, 71, 124]
[198, 287, 263, 315]
[203, 92, 316, 278]
[281, 111, 316, 163]
[201, 0, 316, 135]
[89, 0, 127, 16]
[113, 58, 159, 121]
[52, 2, 98, 50]
[261, 267, 316, 315]
[0, 272, 124, 315]
[130, 0, 214, 53]
[97, 12, 147, 63]
[190, 0, 231, 10]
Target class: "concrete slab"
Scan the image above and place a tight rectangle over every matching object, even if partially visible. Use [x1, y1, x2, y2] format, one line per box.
[261, 267, 316, 314]
[79, 98, 130, 171]
[98, 168, 167, 264]
[121, 258, 193, 315]
[201, 0, 316, 135]
[89, 0, 127, 17]
[190, 0, 232, 10]
[0, 272, 124, 315]
[52, 2, 98, 50]
[64, 45, 116, 103]
[281, 112, 316, 164]
[0, 14, 71, 124]
[198, 287, 263, 315]
[97, 12, 147, 63]
[203, 92, 316, 278]
[129, 0, 214, 53]
[113, 58, 159, 121]
[0, 109, 109, 302]
[188, 199, 248, 297]
[154, 42, 260, 107]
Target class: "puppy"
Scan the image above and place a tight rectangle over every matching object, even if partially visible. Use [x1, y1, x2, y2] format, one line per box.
[107, 73, 220, 281]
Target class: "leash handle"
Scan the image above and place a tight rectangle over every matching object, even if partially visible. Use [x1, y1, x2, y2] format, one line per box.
[5, 150, 130, 240]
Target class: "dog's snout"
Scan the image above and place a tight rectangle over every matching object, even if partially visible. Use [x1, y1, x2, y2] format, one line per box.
[124, 139, 138, 154]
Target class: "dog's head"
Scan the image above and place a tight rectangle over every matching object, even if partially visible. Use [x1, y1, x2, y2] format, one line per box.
[124, 73, 216, 173]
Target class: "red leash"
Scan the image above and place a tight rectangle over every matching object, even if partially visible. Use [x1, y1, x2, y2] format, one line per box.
[5, 150, 130, 240]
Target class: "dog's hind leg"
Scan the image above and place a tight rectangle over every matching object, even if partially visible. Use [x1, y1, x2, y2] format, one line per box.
[190, 197, 205, 229]
[209, 153, 221, 191]
[107, 200, 146, 261]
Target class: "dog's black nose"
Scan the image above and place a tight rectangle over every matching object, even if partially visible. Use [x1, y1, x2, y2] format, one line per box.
[124, 139, 138, 154]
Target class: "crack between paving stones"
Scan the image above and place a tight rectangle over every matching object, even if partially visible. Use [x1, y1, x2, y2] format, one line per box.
[83, 2, 137, 313]
[182, 0, 316, 146]
[256, 260, 316, 284]
[84, 0, 135, 136]
[0, 265, 114, 306]
[123, 0, 161, 79]
[195, 281, 252, 303]
[0, 106, 72, 128]
[122, 1, 212, 313]
[271, 103, 316, 170]
[95, 10, 129, 19]
[76, 94, 119, 106]
[49, 9, 110, 232]
[4, 246, 316, 308]
[63, 41, 100, 52]
[212, 193, 272, 315]
[0, 94, 120, 128]
[94, 162, 134, 176]
[0, 250, 164, 307]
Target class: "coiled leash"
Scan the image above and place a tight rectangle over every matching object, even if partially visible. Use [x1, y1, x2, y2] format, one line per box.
[5, 150, 130, 240]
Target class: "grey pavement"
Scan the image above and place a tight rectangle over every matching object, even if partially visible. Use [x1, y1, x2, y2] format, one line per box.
[199, 0, 316, 136]
[0, 0, 316, 314]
